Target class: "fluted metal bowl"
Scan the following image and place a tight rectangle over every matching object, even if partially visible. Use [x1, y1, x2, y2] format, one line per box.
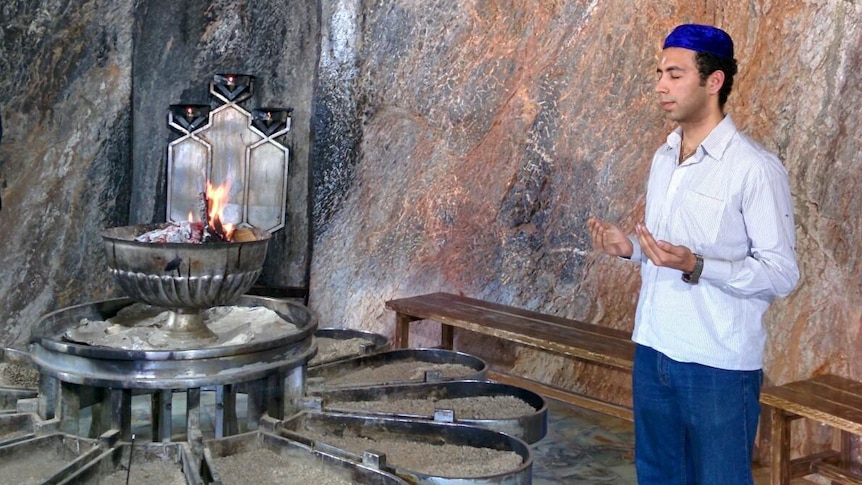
[100, 223, 271, 339]
[101, 223, 271, 309]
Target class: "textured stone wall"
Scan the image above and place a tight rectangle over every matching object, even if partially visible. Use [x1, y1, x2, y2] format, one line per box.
[0, 0, 135, 344]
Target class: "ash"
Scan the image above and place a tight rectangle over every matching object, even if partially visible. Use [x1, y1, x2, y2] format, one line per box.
[134, 221, 203, 243]
[65, 304, 299, 351]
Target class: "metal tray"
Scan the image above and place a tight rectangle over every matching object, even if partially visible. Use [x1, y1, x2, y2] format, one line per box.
[0, 348, 39, 412]
[307, 349, 488, 389]
[306, 380, 547, 444]
[278, 411, 532, 485]
[309, 328, 391, 367]
[0, 433, 102, 484]
[57, 441, 203, 485]
[202, 429, 408, 484]
[0, 413, 36, 447]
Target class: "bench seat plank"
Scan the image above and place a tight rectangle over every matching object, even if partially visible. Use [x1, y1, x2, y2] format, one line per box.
[385, 292, 635, 370]
[761, 375, 862, 435]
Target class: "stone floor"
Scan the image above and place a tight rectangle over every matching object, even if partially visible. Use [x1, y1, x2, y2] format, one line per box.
[532, 398, 816, 485]
[533, 400, 816, 485]
[531, 399, 636, 484]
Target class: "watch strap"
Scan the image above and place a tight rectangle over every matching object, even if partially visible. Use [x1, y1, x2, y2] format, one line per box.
[682, 254, 704, 284]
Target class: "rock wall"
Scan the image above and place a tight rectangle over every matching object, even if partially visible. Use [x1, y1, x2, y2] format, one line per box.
[0, 0, 135, 344]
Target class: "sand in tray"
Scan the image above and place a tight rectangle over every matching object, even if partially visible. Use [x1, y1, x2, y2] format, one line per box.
[211, 448, 354, 485]
[308, 337, 374, 365]
[296, 429, 523, 478]
[323, 361, 478, 387]
[96, 461, 186, 485]
[0, 363, 39, 388]
[326, 394, 537, 420]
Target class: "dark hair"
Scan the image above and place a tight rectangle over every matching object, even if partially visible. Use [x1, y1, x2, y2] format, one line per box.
[695, 52, 738, 109]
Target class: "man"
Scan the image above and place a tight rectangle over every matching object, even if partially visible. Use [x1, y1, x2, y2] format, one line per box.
[588, 24, 799, 484]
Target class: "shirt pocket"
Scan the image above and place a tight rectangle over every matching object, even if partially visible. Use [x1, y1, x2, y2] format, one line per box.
[673, 189, 725, 249]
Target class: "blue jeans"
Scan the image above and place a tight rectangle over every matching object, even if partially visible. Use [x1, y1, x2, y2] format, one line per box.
[632, 344, 762, 485]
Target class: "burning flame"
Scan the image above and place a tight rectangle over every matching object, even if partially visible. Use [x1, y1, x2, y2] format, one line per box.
[206, 181, 235, 241]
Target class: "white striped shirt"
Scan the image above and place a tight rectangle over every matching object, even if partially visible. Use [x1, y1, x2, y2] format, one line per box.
[629, 115, 799, 370]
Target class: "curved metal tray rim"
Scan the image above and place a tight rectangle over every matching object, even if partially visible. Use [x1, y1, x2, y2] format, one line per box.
[308, 348, 489, 374]
[309, 379, 548, 444]
[31, 296, 318, 361]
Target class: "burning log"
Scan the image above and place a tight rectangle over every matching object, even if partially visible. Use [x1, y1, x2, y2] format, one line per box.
[232, 227, 258, 242]
[133, 182, 259, 244]
[204, 212, 230, 243]
[197, 191, 227, 243]
[201, 183, 235, 243]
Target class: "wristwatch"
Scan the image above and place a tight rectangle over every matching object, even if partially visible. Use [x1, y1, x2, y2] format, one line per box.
[682, 254, 704, 284]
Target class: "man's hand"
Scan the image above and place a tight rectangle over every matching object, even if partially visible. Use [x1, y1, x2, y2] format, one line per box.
[635, 223, 697, 272]
[587, 217, 634, 258]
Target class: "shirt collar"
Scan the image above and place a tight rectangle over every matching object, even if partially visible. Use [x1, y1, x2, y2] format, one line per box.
[665, 114, 738, 161]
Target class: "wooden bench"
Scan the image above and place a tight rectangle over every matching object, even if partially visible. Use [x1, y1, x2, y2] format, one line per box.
[760, 374, 862, 485]
[384, 292, 635, 419]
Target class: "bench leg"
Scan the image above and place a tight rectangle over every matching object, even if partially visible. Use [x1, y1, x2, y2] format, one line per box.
[837, 428, 853, 485]
[394, 313, 413, 349]
[770, 406, 792, 485]
[441, 324, 454, 350]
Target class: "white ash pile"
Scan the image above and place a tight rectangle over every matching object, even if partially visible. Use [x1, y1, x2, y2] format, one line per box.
[98, 461, 186, 485]
[64, 304, 300, 351]
[211, 448, 354, 485]
[135, 221, 204, 243]
[133, 221, 258, 244]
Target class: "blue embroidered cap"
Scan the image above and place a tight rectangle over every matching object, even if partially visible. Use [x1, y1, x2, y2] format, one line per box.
[663, 24, 734, 59]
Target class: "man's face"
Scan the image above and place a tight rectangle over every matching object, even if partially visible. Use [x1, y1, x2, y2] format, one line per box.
[655, 47, 710, 124]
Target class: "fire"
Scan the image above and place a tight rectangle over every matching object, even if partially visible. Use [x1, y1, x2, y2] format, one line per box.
[206, 181, 235, 241]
